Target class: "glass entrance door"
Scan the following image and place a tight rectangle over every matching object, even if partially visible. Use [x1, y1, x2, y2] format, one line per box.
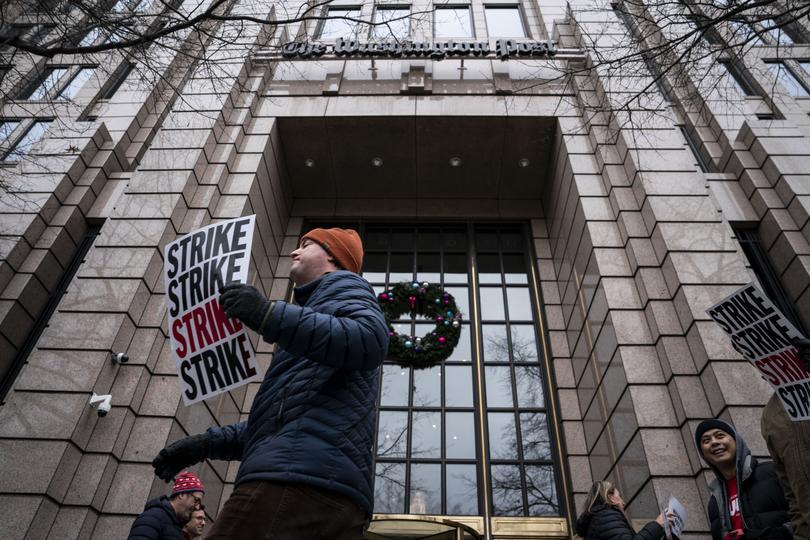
[350, 223, 566, 536]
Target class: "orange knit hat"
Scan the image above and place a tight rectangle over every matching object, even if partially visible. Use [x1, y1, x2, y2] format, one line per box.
[301, 228, 364, 274]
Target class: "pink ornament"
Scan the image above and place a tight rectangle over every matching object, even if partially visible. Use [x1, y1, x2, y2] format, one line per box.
[380, 293, 389, 300]
[409, 295, 416, 310]
[438, 336, 446, 344]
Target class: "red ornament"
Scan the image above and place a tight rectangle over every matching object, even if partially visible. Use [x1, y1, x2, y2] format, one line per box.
[409, 295, 417, 310]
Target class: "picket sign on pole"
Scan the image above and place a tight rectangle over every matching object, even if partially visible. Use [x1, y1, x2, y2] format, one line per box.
[163, 215, 261, 406]
[707, 283, 810, 422]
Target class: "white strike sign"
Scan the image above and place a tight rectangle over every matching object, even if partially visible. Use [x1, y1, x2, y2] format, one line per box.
[164, 215, 260, 405]
[707, 284, 810, 421]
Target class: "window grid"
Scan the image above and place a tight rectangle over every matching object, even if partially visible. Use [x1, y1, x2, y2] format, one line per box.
[2, 120, 52, 161]
[371, 6, 411, 40]
[719, 60, 758, 96]
[347, 223, 561, 519]
[58, 67, 96, 100]
[18, 67, 69, 100]
[766, 62, 810, 98]
[316, 6, 363, 41]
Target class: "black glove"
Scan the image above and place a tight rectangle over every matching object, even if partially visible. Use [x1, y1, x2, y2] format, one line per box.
[152, 433, 209, 482]
[219, 283, 273, 333]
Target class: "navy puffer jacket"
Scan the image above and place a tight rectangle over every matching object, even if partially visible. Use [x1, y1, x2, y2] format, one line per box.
[205, 271, 389, 514]
[127, 496, 184, 540]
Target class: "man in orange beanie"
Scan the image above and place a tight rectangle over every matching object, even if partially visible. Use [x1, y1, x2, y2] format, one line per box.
[152, 227, 389, 539]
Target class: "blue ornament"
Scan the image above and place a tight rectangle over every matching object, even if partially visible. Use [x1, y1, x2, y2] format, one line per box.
[446, 311, 454, 317]
[412, 282, 419, 289]
[444, 321, 450, 326]
[404, 340, 413, 348]
[435, 298, 441, 304]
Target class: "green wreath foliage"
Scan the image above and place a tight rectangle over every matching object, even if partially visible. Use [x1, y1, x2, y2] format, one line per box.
[377, 281, 462, 369]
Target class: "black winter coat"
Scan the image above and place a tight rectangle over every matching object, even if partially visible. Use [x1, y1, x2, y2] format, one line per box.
[702, 424, 791, 540]
[127, 496, 184, 540]
[576, 505, 664, 540]
[707, 459, 792, 540]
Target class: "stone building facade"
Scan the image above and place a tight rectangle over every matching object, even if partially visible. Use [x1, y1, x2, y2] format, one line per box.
[1, 0, 810, 538]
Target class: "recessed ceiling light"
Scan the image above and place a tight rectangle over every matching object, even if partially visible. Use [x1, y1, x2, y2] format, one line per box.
[371, 157, 383, 167]
[449, 156, 462, 167]
[304, 158, 315, 168]
[518, 158, 530, 168]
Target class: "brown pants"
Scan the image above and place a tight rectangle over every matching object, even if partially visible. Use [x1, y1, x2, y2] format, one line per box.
[762, 394, 810, 540]
[205, 481, 368, 540]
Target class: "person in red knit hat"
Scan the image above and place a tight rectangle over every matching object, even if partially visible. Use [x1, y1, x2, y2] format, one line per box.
[127, 471, 205, 540]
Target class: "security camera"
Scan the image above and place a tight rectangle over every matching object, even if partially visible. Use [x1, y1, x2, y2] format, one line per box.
[89, 393, 112, 417]
[110, 351, 129, 364]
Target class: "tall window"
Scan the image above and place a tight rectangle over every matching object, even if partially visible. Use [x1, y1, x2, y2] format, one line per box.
[371, 6, 411, 40]
[434, 6, 473, 38]
[727, 20, 765, 45]
[719, 60, 758, 96]
[760, 18, 793, 45]
[58, 67, 96, 100]
[17, 67, 69, 100]
[317, 6, 363, 40]
[765, 62, 810, 97]
[357, 223, 562, 518]
[0, 120, 20, 148]
[1, 120, 52, 161]
[484, 6, 526, 38]
[100, 63, 134, 99]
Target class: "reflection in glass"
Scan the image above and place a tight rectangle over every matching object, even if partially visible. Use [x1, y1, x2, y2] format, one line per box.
[510, 325, 539, 363]
[488, 412, 518, 459]
[445, 365, 473, 407]
[477, 253, 501, 284]
[413, 366, 441, 407]
[446, 412, 476, 458]
[372, 7, 411, 39]
[446, 325, 472, 363]
[506, 288, 533, 321]
[485, 366, 513, 408]
[444, 286, 469, 318]
[476, 230, 498, 251]
[446, 464, 478, 515]
[412, 411, 442, 458]
[416, 252, 441, 284]
[375, 462, 406, 513]
[520, 413, 551, 460]
[389, 252, 414, 282]
[366, 229, 389, 250]
[391, 230, 415, 250]
[381, 365, 410, 407]
[485, 7, 527, 38]
[58, 68, 96, 100]
[443, 229, 467, 251]
[480, 288, 505, 320]
[378, 411, 409, 458]
[318, 7, 363, 40]
[526, 465, 559, 515]
[500, 231, 523, 251]
[503, 253, 528, 284]
[362, 252, 387, 283]
[483, 325, 509, 363]
[410, 464, 441, 514]
[417, 229, 441, 250]
[444, 253, 468, 283]
[491, 464, 524, 516]
[515, 366, 545, 408]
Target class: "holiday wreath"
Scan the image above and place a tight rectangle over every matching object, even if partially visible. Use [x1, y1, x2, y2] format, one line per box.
[377, 281, 462, 368]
